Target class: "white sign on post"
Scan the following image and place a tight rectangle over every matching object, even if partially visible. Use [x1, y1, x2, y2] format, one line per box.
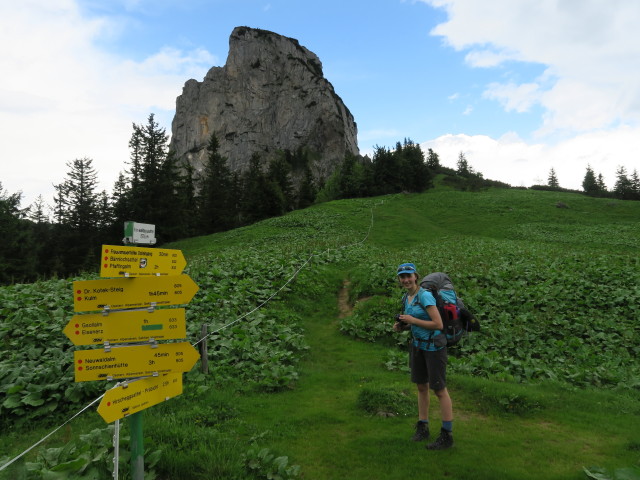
[123, 222, 156, 245]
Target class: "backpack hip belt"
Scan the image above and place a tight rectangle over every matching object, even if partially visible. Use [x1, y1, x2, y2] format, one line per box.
[413, 338, 432, 350]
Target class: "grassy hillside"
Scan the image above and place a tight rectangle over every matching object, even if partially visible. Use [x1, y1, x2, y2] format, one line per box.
[1, 186, 639, 479]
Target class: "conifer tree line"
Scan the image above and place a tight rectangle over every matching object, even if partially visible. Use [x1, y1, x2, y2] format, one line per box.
[1, 114, 638, 285]
[539, 164, 640, 199]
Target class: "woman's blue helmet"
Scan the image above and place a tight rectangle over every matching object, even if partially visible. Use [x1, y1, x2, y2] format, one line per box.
[397, 263, 417, 275]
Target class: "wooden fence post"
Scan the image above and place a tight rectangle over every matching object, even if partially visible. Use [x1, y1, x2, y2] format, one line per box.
[199, 324, 208, 374]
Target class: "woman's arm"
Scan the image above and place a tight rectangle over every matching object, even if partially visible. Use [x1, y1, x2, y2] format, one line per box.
[398, 305, 443, 330]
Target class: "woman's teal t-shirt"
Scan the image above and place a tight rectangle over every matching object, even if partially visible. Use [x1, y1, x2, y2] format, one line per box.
[403, 288, 443, 349]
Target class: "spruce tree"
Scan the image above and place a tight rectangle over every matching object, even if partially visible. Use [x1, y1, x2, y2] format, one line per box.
[268, 154, 294, 210]
[372, 145, 402, 194]
[548, 168, 559, 188]
[630, 169, 640, 200]
[296, 166, 317, 208]
[457, 152, 470, 176]
[260, 178, 287, 218]
[337, 153, 362, 199]
[0, 184, 36, 284]
[153, 150, 187, 242]
[176, 161, 200, 237]
[109, 172, 132, 242]
[228, 171, 242, 226]
[239, 153, 265, 224]
[126, 113, 169, 223]
[426, 148, 440, 170]
[96, 190, 112, 239]
[27, 194, 54, 278]
[401, 139, 431, 192]
[141, 113, 167, 186]
[53, 157, 100, 231]
[582, 165, 598, 195]
[52, 157, 101, 274]
[197, 133, 234, 234]
[28, 195, 48, 223]
[613, 166, 633, 200]
[127, 123, 144, 210]
[237, 152, 289, 222]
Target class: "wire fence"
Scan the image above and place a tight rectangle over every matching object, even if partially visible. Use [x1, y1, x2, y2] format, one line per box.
[1, 202, 381, 473]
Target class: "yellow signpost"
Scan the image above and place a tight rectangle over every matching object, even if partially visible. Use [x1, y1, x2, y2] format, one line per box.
[97, 374, 183, 424]
[74, 342, 200, 382]
[100, 245, 186, 277]
[65, 231, 202, 479]
[63, 308, 187, 346]
[73, 274, 199, 312]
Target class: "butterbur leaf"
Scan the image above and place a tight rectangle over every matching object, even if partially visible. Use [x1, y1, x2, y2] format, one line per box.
[6, 384, 24, 394]
[583, 466, 615, 479]
[288, 464, 302, 476]
[274, 456, 289, 472]
[2, 395, 22, 409]
[42, 401, 59, 413]
[613, 466, 640, 480]
[49, 456, 87, 472]
[41, 446, 65, 466]
[146, 449, 162, 468]
[21, 392, 45, 406]
[25, 461, 42, 472]
[91, 446, 109, 463]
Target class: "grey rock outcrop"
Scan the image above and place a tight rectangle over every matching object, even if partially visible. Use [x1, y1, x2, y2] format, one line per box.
[170, 26, 359, 181]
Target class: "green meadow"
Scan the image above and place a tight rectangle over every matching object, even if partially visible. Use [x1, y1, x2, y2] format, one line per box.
[1, 186, 639, 479]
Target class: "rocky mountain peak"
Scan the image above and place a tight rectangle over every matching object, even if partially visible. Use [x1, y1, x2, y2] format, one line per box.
[170, 26, 359, 180]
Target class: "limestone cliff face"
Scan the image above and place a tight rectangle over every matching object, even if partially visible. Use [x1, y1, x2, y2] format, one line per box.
[170, 26, 359, 180]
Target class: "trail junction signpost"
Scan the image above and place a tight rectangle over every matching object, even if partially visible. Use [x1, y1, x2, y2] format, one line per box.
[64, 223, 202, 479]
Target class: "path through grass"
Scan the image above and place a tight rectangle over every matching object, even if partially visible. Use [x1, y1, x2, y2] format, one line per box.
[232, 266, 638, 480]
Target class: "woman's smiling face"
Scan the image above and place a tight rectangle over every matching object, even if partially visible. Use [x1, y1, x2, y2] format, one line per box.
[398, 272, 418, 290]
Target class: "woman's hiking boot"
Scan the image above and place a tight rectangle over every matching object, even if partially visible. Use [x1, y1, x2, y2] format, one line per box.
[411, 421, 430, 441]
[426, 428, 453, 450]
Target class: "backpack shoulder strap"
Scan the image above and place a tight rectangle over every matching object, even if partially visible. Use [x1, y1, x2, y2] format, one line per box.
[405, 288, 437, 312]
[414, 287, 432, 311]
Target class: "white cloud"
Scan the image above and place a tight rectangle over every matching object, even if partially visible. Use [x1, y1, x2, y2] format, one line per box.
[422, 0, 640, 133]
[464, 48, 516, 68]
[416, 0, 640, 191]
[421, 127, 640, 191]
[0, 0, 215, 207]
[483, 82, 540, 113]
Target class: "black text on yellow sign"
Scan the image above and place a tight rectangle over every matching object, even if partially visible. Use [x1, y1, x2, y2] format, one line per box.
[73, 274, 199, 312]
[63, 308, 187, 346]
[74, 342, 200, 382]
[97, 373, 183, 423]
[100, 245, 187, 277]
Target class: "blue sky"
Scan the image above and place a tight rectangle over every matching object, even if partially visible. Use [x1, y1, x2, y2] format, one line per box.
[2, 0, 639, 208]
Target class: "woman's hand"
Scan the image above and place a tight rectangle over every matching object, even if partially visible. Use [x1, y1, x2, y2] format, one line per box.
[393, 320, 410, 332]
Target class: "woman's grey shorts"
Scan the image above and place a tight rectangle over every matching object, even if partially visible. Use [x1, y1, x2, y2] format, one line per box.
[409, 346, 447, 391]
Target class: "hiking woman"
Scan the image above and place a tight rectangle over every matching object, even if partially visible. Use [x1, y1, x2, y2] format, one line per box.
[393, 262, 454, 450]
